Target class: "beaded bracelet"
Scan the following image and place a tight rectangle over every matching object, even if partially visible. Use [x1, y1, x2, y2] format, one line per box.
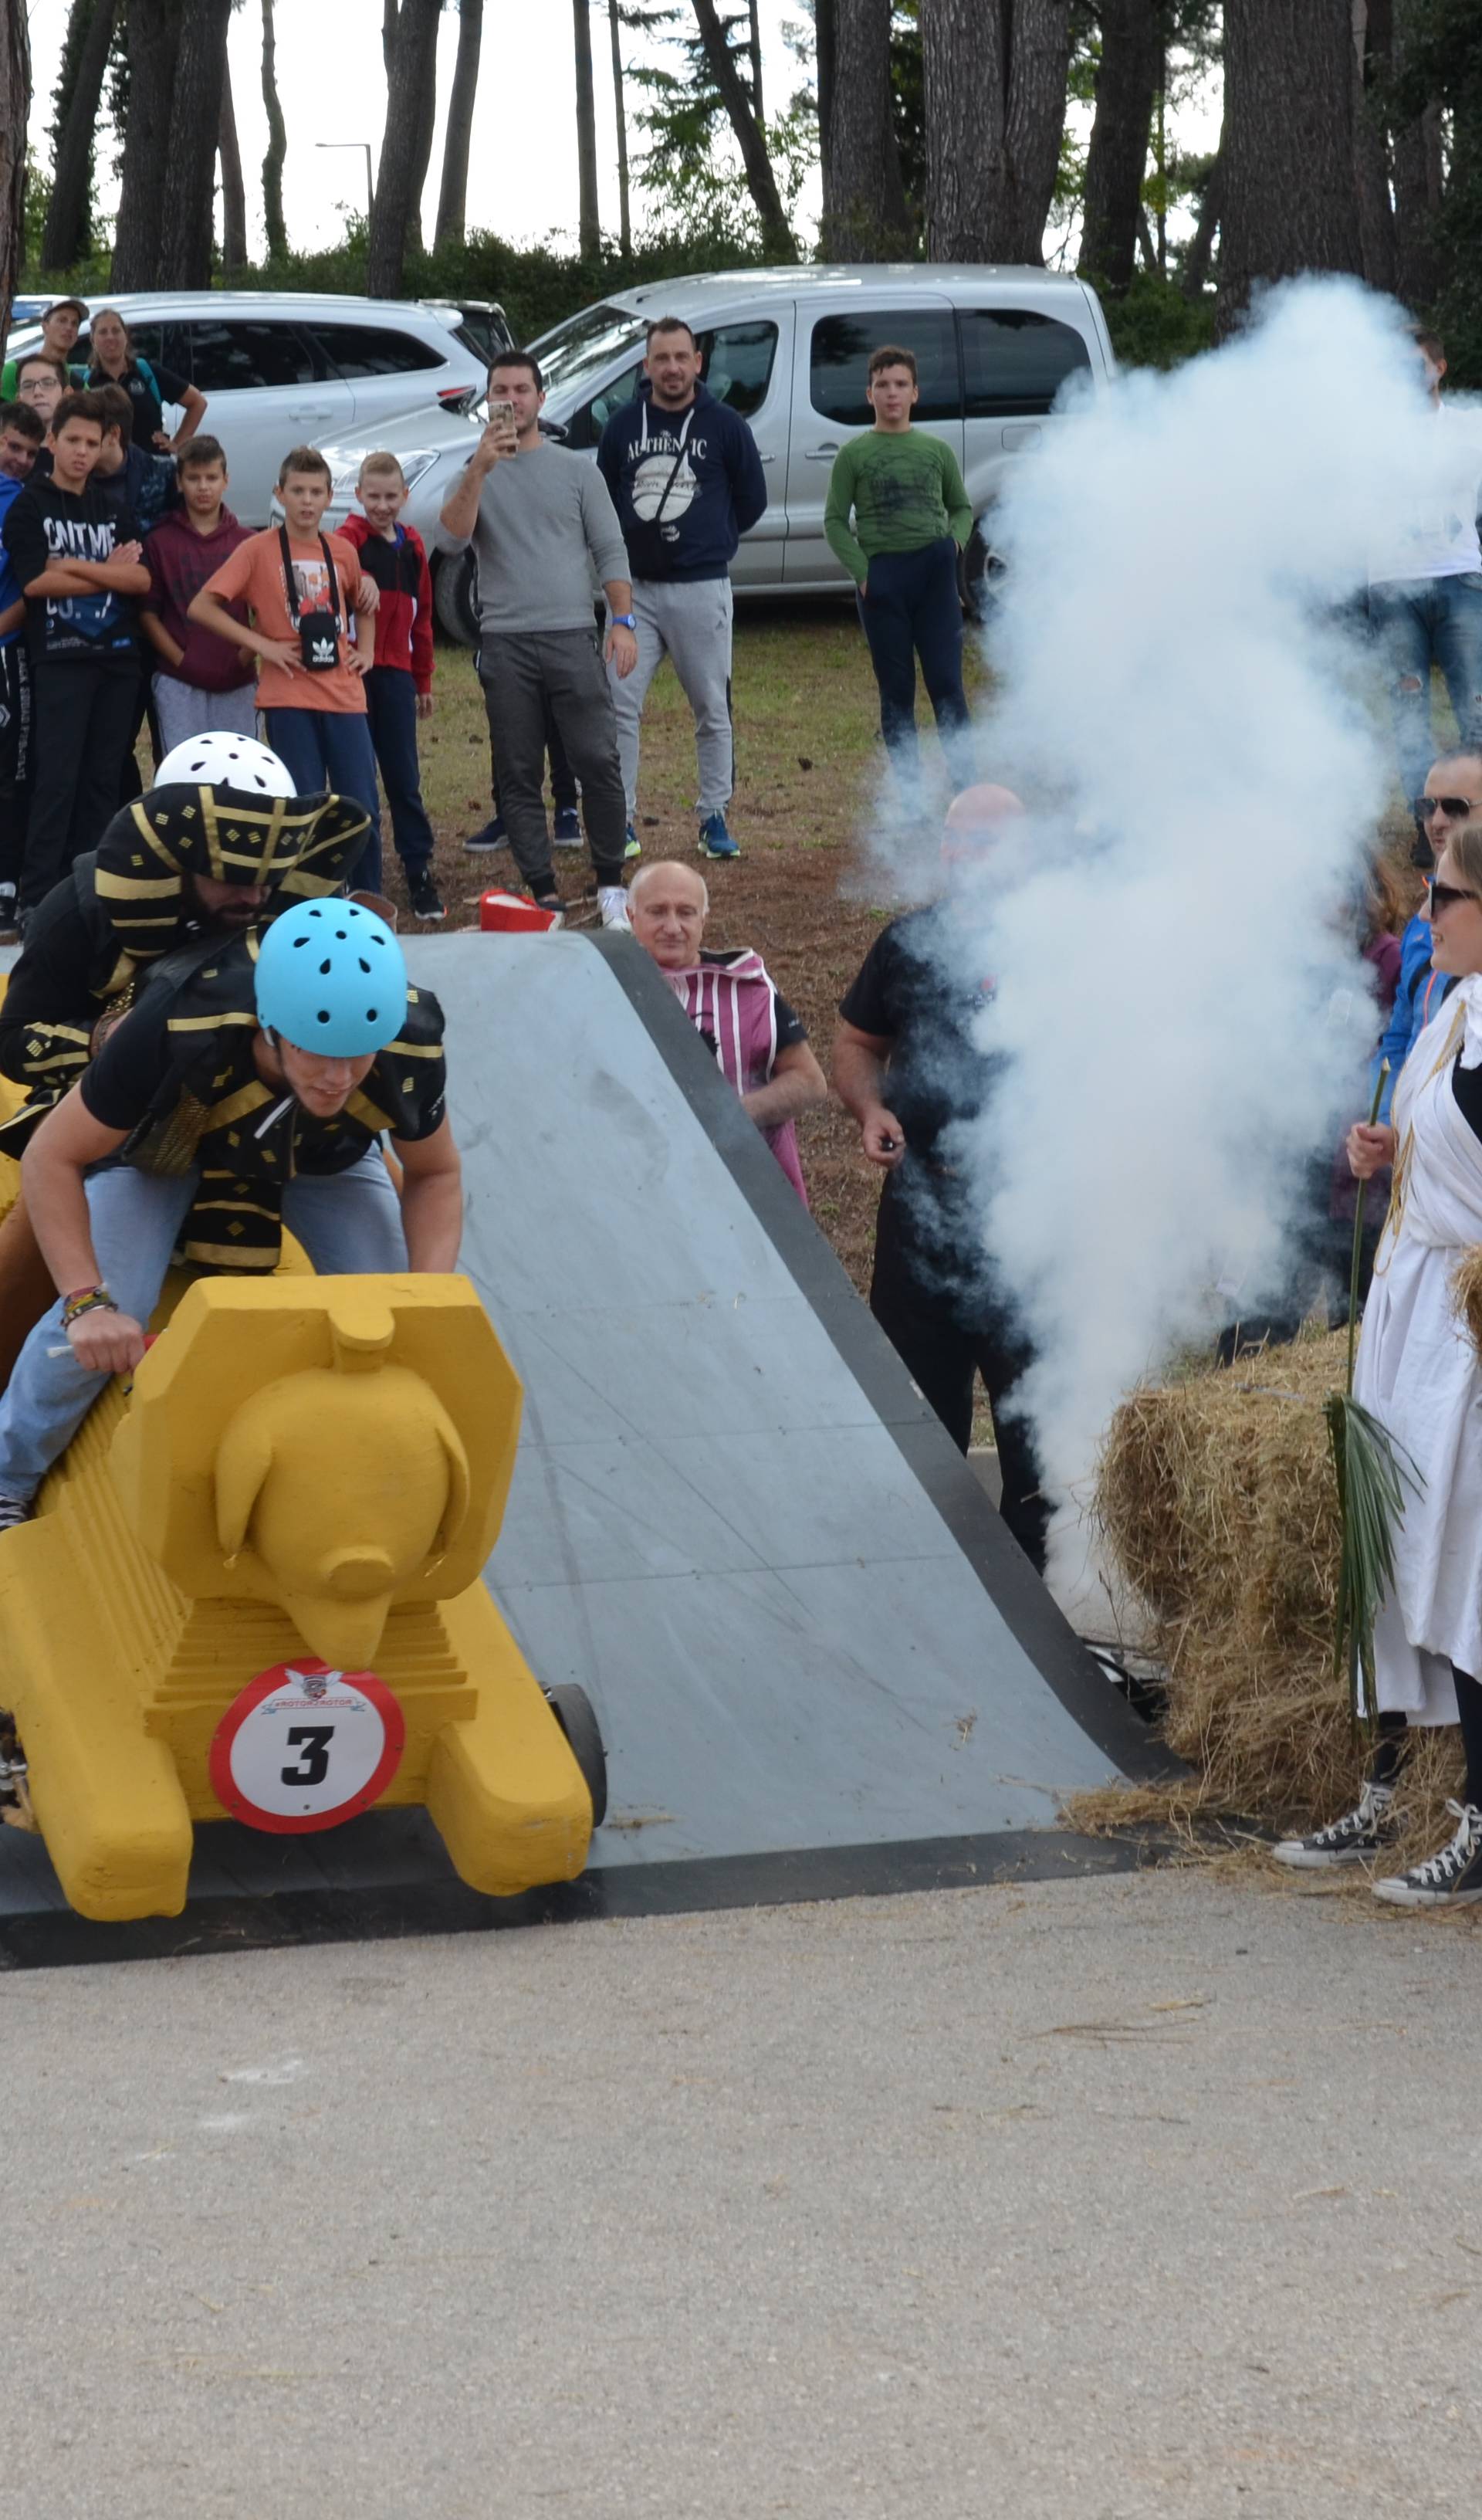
[61, 1286, 118, 1331]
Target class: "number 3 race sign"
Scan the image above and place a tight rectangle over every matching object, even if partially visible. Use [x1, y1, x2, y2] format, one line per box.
[209, 1661, 406, 1834]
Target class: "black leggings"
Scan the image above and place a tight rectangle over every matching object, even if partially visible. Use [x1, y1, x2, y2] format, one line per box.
[1371, 1668, 1482, 1804]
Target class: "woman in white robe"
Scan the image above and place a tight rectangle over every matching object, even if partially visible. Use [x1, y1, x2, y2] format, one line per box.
[1276, 827, 1482, 1905]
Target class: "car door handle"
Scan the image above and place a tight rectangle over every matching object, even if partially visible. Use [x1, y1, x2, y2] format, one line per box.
[758, 452, 775, 464]
[804, 443, 841, 460]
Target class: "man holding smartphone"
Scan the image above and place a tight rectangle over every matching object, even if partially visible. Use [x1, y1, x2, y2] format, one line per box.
[435, 351, 637, 928]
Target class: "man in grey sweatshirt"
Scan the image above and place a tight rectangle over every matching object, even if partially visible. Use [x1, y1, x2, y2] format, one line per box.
[435, 348, 638, 926]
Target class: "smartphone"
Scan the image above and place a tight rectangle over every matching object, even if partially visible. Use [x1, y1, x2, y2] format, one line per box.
[489, 397, 516, 448]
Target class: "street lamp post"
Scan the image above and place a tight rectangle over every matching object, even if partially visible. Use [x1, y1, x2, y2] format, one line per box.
[314, 141, 374, 223]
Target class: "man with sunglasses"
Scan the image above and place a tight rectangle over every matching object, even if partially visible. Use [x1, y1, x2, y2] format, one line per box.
[1372, 748, 1482, 1121]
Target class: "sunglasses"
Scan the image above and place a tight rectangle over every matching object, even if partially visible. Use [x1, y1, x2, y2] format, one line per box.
[1429, 879, 1479, 915]
[1414, 794, 1478, 821]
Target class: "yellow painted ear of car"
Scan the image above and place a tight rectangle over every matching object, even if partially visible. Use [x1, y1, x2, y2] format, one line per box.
[0, 1121, 594, 1919]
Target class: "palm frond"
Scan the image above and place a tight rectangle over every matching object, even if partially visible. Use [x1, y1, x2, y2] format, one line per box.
[1324, 1391, 1423, 1723]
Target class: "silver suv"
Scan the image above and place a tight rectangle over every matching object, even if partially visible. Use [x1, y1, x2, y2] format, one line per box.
[4, 291, 509, 526]
[308, 265, 1115, 639]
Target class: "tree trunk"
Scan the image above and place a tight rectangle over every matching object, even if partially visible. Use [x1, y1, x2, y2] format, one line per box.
[820, 0, 910, 257]
[367, 0, 442, 294]
[218, 51, 247, 274]
[261, 0, 288, 259]
[922, 0, 1074, 265]
[42, 0, 116, 271]
[435, 0, 482, 249]
[815, 0, 836, 226]
[1392, 95, 1443, 307]
[1218, 0, 1365, 336]
[608, 0, 631, 257]
[746, 0, 763, 119]
[1352, 0, 1397, 293]
[111, 0, 181, 286]
[1078, 0, 1162, 293]
[404, 7, 439, 254]
[157, 0, 232, 285]
[573, 0, 601, 257]
[1180, 142, 1222, 297]
[0, 0, 26, 343]
[689, 0, 795, 257]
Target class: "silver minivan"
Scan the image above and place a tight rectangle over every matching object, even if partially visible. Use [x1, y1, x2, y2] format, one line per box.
[311, 264, 1115, 637]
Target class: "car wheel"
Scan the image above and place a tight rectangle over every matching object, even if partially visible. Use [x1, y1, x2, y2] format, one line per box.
[433, 550, 479, 646]
[545, 1683, 608, 1828]
[963, 520, 1009, 628]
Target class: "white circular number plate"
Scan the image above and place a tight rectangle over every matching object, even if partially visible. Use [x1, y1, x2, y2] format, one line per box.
[209, 1661, 406, 1835]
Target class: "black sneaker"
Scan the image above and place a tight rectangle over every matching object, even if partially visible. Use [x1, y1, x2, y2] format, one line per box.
[553, 807, 584, 849]
[465, 815, 507, 852]
[1272, 1780, 1397, 1868]
[408, 870, 445, 921]
[1372, 1800, 1482, 1906]
[0, 882, 15, 938]
[0, 1495, 31, 1536]
[532, 891, 566, 929]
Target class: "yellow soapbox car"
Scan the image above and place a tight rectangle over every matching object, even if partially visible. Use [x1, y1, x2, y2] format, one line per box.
[0, 1053, 604, 1922]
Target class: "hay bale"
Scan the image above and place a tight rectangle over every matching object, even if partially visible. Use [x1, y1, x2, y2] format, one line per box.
[1453, 1246, 1482, 1366]
[1087, 1329, 1465, 1858]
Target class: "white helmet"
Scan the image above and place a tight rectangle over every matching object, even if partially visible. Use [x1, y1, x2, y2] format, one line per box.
[154, 733, 298, 798]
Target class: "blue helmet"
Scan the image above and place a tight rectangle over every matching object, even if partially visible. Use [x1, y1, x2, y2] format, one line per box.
[254, 899, 408, 1056]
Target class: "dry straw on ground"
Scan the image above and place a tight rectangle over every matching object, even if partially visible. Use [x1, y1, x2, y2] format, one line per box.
[1071, 1327, 1465, 1877]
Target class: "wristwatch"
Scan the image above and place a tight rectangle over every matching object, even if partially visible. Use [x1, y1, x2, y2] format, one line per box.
[611, 613, 637, 628]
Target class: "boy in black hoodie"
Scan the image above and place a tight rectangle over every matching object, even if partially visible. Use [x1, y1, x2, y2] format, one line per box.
[597, 318, 766, 862]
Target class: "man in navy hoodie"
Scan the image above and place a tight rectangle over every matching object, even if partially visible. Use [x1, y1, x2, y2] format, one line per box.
[597, 318, 766, 862]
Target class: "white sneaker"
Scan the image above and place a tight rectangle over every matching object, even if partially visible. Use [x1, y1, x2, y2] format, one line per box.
[597, 886, 631, 931]
[1372, 1800, 1482, 1907]
[1271, 1780, 1397, 1868]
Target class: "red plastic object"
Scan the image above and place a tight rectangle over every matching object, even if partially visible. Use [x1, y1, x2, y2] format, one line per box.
[479, 890, 561, 934]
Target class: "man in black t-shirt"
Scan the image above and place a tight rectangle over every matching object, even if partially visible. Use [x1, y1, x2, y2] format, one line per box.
[1, 391, 150, 918]
[834, 784, 1051, 1572]
[0, 903, 462, 1535]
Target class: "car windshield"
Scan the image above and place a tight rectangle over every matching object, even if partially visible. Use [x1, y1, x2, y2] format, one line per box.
[530, 300, 645, 403]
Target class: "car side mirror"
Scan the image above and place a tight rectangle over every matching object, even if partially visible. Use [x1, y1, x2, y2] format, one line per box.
[538, 418, 569, 444]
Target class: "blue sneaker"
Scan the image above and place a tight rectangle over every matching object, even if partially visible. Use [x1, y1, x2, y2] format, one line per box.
[624, 824, 642, 862]
[697, 812, 739, 860]
[465, 813, 506, 852]
[553, 807, 583, 849]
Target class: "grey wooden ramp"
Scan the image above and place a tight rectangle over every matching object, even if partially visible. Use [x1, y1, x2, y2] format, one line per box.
[0, 933, 1167, 1965]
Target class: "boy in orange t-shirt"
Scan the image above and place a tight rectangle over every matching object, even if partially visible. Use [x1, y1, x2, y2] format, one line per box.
[189, 444, 382, 889]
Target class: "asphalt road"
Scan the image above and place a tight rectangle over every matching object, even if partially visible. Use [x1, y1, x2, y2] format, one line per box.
[4, 1867, 1477, 2518]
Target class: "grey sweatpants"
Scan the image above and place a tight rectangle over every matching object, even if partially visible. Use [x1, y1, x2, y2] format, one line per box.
[152, 672, 259, 754]
[479, 628, 627, 892]
[609, 577, 734, 821]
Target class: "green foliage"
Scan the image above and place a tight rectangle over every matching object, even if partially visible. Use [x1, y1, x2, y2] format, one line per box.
[1100, 271, 1214, 369]
[80, 223, 773, 347]
[1390, 0, 1482, 388]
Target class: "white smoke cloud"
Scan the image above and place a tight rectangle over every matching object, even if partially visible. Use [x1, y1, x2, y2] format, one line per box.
[937, 279, 1482, 1614]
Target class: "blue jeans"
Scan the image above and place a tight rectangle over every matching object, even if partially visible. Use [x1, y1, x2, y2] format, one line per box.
[0, 1153, 407, 1503]
[1369, 573, 1482, 804]
[364, 666, 435, 877]
[857, 537, 971, 781]
[264, 706, 383, 892]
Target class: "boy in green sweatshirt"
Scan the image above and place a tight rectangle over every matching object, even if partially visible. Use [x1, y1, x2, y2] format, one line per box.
[824, 344, 973, 782]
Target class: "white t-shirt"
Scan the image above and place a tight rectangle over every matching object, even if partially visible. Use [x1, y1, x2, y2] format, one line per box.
[1370, 404, 1482, 588]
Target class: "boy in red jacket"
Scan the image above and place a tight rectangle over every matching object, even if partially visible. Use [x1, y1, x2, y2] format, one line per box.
[337, 452, 442, 921]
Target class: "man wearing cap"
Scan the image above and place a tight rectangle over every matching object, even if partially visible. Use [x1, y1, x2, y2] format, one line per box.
[0, 732, 371, 1387]
[832, 782, 1050, 1571]
[0, 301, 89, 403]
[0, 897, 461, 1535]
